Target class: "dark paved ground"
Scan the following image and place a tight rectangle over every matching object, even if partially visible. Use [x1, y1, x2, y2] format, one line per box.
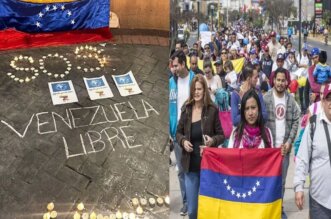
[0, 41, 169, 218]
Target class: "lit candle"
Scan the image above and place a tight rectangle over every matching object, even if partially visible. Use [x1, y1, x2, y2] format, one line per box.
[47, 73, 52, 76]
[80, 46, 84, 50]
[148, 198, 155, 207]
[14, 56, 18, 61]
[32, 76, 36, 80]
[40, 66, 44, 70]
[54, 74, 59, 78]
[19, 55, 23, 60]
[85, 45, 88, 49]
[90, 212, 97, 219]
[75, 51, 79, 54]
[77, 66, 81, 70]
[136, 206, 143, 215]
[122, 212, 128, 219]
[140, 198, 147, 207]
[115, 211, 122, 219]
[65, 71, 69, 75]
[19, 68, 24, 71]
[7, 72, 12, 76]
[156, 197, 164, 207]
[88, 54, 92, 58]
[24, 68, 29, 71]
[10, 75, 15, 79]
[73, 212, 81, 219]
[84, 68, 88, 72]
[77, 55, 81, 58]
[24, 56, 28, 59]
[164, 195, 170, 206]
[43, 70, 47, 73]
[90, 68, 94, 72]
[19, 79, 24, 83]
[55, 53, 58, 57]
[50, 211, 57, 218]
[96, 67, 101, 71]
[77, 202, 84, 211]
[128, 213, 135, 219]
[43, 212, 51, 219]
[25, 77, 30, 82]
[96, 214, 104, 219]
[14, 78, 19, 81]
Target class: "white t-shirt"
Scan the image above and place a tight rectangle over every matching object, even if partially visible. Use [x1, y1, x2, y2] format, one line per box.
[177, 74, 190, 121]
[273, 92, 286, 147]
[205, 75, 223, 102]
[225, 70, 238, 89]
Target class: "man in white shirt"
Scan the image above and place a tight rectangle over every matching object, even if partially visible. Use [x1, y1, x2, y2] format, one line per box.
[264, 68, 300, 219]
[267, 31, 282, 62]
[294, 83, 331, 219]
[169, 50, 195, 216]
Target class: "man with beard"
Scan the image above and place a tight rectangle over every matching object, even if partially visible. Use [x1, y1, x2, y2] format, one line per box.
[264, 67, 300, 219]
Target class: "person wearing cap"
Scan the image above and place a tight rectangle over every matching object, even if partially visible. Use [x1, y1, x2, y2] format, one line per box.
[263, 67, 301, 219]
[294, 83, 331, 219]
[267, 31, 282, 62]
[308, 48, 323, 103]
[269, 53, 291, 87]
[229, 45, 239, 60]
[261, 46, 274, 79]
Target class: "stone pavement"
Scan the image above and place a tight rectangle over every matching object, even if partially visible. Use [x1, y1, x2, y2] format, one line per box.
[169, 148, 310, 219]
[0, 36, 169, 218]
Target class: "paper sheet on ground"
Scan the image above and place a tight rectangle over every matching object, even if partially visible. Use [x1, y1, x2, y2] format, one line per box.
[48, 80, 78, 105]
[112, 71, 142, 96]
[84, 75, 113, 100]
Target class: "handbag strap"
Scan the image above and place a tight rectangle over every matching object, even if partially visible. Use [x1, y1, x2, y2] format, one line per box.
[322, 120, 331, 167]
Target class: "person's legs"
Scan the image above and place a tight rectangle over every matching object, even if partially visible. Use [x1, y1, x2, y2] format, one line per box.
[309, 195, 331, 219]
[174, 140, 187, 214]
[185, 172, 200, 219]
[282, 153, 290, 219]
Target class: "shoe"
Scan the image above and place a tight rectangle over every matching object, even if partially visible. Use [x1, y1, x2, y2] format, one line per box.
[180, 205, 188, 216]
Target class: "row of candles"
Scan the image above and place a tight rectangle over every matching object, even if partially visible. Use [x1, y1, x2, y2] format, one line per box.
[7, 45, 108, 84]
[43, 195, 170, 219]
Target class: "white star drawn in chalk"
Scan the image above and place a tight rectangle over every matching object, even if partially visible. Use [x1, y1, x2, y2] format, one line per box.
[36, 22, 41, 27]
[61, 5, 65, 10]
[38, 12, 43, 18]
[223, 179, 227, 185]
[256, 180, 260, 187]
[236, 193, 241, 198]
[67, 10, 72, 16]
[231, 189, 235, 195]
[52, 5, 57, 11]
[71, 19, 75, 25]
[45, 6, 50, 11]
[252, 186, 257, 192]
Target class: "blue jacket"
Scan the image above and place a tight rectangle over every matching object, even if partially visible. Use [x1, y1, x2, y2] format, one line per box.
[313, 63, 331, 84]
[169, 70, 195, 139]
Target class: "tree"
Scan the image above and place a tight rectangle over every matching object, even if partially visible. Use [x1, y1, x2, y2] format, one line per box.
[262, 0, 297, 33]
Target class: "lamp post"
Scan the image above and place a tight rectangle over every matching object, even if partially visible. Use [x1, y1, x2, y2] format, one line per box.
[211, 5, 215, 31]
[197, 0, 200, 40]
[226, 0, 229, 27]
[299, 0, 302, 58]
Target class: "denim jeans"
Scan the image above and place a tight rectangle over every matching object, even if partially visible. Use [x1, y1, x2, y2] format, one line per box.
[174, 140, 187, 207]
[185, 172, 200, 219]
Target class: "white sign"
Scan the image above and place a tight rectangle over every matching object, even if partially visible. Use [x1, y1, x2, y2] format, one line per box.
[84, 75, 113, 100]
[200, 31, 212, 48]
[112, 71, 142, 97]
[48, 80, 78, 105]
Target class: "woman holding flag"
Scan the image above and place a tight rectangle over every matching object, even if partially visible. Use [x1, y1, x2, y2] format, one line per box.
[176, 74, 224, 219]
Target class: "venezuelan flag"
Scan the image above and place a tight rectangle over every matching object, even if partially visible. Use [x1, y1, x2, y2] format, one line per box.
[198, 148, 282, 219]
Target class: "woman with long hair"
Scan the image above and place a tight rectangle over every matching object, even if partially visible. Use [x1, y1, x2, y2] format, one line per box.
[203, 60, 223, 102]
[228, 89, 273, 148]
[176, 74, 224, 219]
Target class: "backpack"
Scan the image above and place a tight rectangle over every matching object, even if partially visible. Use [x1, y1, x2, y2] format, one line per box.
[294, 103, 317, 156]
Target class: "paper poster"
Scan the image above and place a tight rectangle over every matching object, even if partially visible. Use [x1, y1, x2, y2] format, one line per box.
[200, 31, 212, 48]
[48, 80, 78, 105]
[84, 75, 113, 100]
[112, 71, 142, 96]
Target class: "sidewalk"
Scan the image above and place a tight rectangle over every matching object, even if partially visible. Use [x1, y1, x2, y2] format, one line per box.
[169, 149, 310, 219]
